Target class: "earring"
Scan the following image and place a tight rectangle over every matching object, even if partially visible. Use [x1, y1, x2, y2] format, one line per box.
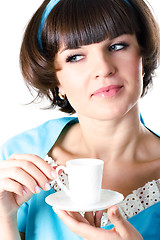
[58, 92, 65, 100]
[142, 69, 145, 78]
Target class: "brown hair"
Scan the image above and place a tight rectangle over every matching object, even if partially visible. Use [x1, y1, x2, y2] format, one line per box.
[20, 0, 160, 114]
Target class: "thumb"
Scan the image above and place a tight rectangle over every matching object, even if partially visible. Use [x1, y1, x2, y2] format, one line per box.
[107, 205, 133, 237]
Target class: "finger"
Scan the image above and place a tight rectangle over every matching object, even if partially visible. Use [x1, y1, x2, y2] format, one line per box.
[18, 162, 52, 191]
[0, 167, 41, 194]
[0, 178, 24, 196]
[53, 208, 107, 240]
[16, 186, 34, 206]
[84, 212, 95, 226]
[68, 211, 89, 224]
[95, 210, 104, 227]
[1, 160, 52, 192]
[107, 205, 137, 237]
[6, 154, 56, 180]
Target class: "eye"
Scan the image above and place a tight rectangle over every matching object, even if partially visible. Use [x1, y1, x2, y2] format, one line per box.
[109, 42, 129, 52]
[66, 54, 84, 63]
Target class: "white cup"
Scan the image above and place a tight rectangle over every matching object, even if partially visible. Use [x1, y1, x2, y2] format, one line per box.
[56, 158, 104, 206]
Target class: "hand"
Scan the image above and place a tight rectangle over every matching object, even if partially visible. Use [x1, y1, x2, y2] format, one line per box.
[53, 205, 143, 240]
[0, 154, 56, 219]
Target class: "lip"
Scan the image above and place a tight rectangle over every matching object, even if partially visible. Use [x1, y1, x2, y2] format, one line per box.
[91, 85, 123, 98]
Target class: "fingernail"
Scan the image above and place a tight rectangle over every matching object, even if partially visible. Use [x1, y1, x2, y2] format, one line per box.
[45, 183, 51, 191]
[51, 171, 58, 179]
[35, 186, 41, 194]
[113, 206, 119, 215]
[22, 189, 27, 196]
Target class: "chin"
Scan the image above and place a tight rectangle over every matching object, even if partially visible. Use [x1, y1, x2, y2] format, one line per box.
[89, 104, 128, 120]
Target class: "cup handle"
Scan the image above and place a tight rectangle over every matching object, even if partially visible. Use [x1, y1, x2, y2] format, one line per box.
[56, 166, 70, 197]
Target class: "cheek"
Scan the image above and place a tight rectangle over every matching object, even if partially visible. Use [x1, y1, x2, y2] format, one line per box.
[133, 57, 143, 87]
[57, 68, 85, 92]
[56, 71, 72, 92]
[126, 55, 143, 81]
[56, 71, 81, 107]
[129, 58, 144, 99]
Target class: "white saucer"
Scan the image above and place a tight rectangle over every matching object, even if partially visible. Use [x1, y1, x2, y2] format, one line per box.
[45, 189, 124, 212]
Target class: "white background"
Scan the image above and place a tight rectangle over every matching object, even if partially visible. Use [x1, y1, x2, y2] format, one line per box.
[0, 0, 160, 145]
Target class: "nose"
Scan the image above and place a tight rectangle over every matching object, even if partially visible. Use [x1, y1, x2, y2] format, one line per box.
[91, 52, 116, 79]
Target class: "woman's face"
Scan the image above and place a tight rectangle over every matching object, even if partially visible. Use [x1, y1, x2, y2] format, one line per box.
[55, 34, 143, 120]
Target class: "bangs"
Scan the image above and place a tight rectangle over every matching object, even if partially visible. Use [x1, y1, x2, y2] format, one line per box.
[43, 0, 138, 52]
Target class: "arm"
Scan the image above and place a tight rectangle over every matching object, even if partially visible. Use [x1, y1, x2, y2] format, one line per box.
[0, 215, 21, 240]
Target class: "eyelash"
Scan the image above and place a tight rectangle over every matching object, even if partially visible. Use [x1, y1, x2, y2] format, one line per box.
[66, 54, 84, 63]
[109, 42, 129, 52]
[65, 42, 129, 63]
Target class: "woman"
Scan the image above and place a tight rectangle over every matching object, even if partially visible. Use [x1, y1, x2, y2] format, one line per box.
[0, 0, 160, 239]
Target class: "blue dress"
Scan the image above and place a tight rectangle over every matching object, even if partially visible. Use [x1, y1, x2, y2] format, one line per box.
[0, 117, 160, 240]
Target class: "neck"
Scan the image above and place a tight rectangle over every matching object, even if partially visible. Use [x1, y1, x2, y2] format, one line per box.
[77, 106, 145, 163]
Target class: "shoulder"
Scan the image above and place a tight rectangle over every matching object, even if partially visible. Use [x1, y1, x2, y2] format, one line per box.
[0, 117, 78, 160]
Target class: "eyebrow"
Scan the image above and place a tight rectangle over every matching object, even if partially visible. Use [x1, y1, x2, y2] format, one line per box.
[59, 46, 82, 54]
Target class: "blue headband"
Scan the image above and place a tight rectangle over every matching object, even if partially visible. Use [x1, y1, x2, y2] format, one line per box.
[37, 0, 133, 51]
[38, 0, 61, 50]
[123, 0, 133, 8]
